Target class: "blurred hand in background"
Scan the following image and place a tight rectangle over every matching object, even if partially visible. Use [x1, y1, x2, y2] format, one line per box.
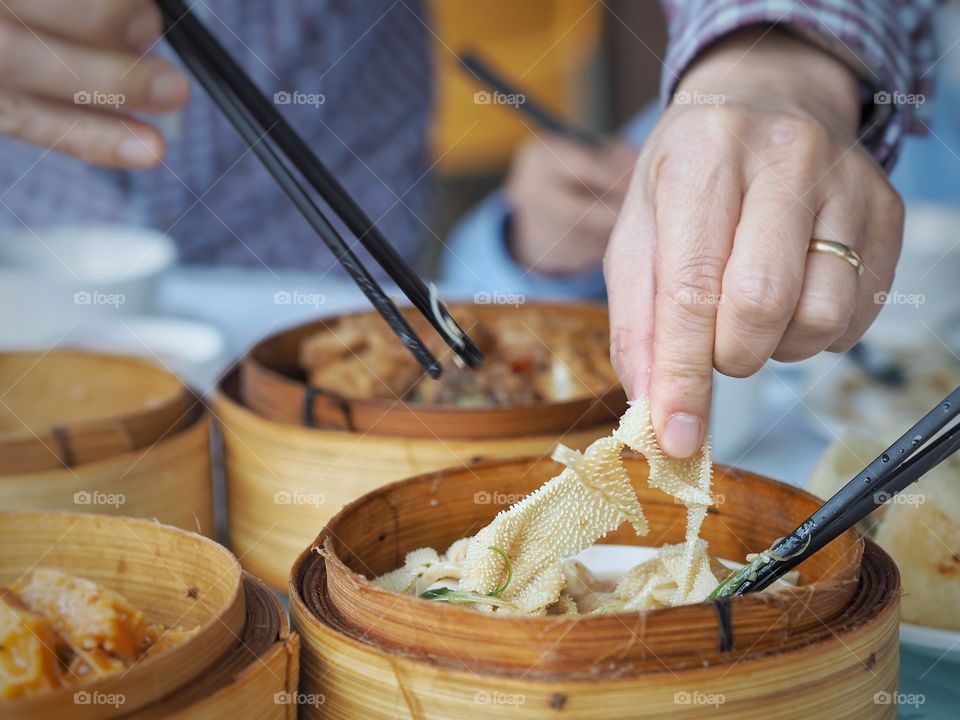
[0, 0, 189, 168]
[505, 135, 637, 275]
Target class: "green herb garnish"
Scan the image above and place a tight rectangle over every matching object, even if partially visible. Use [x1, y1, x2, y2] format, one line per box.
[487, 546, 513, 597]
[419, 586, 513, 608]
[420, 546, 515, 607]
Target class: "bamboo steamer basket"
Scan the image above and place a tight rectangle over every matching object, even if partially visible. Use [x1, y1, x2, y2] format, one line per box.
[0, 511, 245, 720]
[239, 302, 627, 438]
[128, 572, 299, 720]
[0, 351, 197, 473]
[290, 455, 901, 719]
[215, 370, 615, 589]
[0, 406, 214, 536]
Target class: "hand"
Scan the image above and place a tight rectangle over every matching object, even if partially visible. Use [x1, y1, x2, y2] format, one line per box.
[506, 134, 637, 275]
[605, 27, 904, 457]
[0, 0, 190, 167]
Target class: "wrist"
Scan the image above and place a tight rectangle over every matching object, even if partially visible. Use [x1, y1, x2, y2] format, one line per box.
[675, 26, 861, 138]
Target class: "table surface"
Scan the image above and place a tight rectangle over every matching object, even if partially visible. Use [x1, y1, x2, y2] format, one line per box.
[151, 268, 955, 718]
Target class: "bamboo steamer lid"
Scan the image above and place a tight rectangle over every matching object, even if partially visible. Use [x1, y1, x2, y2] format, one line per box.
[239, 302, 627, 439]
[128, 573, 299, 720]
[0, 351, 198, 473]
[0, 407, 214, 536]
[289, 456, 901, 719]
[215, 369, 615, 589]
[0, 511, 245, 719]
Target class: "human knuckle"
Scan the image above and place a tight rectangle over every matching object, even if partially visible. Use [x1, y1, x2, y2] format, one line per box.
[767, 115, 828, 150]
[727, 269, 795, 329]
[665, 253, 726, 318]
[792, 293, 853, 338]
[877, 181, 905, 225]
[687, 104, 743, 144]
[714, 337, 765, 377]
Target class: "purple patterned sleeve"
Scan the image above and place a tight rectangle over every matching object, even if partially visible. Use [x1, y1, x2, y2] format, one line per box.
[659, 0, 940, 170]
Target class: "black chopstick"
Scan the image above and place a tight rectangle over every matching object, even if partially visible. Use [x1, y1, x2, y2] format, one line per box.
[804, 420, 960, 555]
[458, 51, 604, 146]
[711, 384, 960, 597]
[156, 0, 483, 374]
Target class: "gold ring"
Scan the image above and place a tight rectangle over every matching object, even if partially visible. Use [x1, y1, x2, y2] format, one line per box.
[809, 238, 864, 276]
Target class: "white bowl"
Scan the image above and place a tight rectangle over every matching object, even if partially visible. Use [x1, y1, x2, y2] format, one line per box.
[0, 224, 177, 348]
[57, 316, 228, 394]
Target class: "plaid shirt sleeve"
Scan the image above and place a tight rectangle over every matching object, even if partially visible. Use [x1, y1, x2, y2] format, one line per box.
[659, 0, 940, 170]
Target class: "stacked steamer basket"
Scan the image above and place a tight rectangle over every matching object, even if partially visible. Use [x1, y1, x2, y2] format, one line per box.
[291, 455, 901, 720]
[0, 351, 214, 535]
[0, 511, 298, 719]
[217, 302, 627, 588]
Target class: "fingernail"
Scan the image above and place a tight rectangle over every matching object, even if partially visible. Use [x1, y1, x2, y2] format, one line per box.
[126, 12, 160, 50]
[661, 413, 702, 458]
[150, 70, 190, 108]
[118, 135, 161, 167]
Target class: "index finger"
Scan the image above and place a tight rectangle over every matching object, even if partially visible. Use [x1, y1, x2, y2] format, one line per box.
[648, 150, 740, 458]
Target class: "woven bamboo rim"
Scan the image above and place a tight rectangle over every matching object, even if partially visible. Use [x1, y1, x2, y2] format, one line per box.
[0, 407, 214, 537]
[215, 369, 615, 589]
[239, 302, 626, 439]
[0, 351, 198, 473]
[294, 455, 866, 675]
[129, 572, 299, 720]
[293, 542, 898, 719]
[290, 457, 901, 719]
[0, 511, 245, 720]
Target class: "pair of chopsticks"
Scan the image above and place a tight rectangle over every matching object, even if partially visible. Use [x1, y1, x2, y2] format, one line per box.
[458, 51, 604, 146]
[155, 0, 483, 376]
[712, 384, 960, 597]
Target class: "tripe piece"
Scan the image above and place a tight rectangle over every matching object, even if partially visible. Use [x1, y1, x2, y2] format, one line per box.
[458, 434, 648, 614]
[374, 543, 463, 595]
[613, 541, 725, 610]
[615, 399, 713, 604]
